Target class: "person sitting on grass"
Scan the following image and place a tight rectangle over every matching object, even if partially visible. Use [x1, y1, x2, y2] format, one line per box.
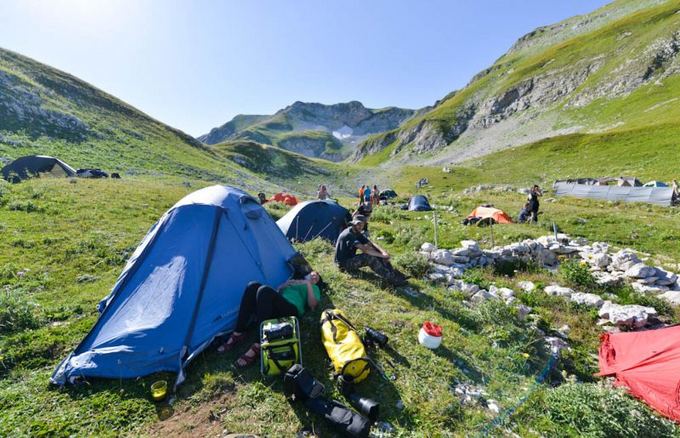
[334, 215, 407, 286]
[217, 271, 321, 368]
[517, 202, 531, 223]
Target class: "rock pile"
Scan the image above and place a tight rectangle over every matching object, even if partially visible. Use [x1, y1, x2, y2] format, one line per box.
[421, 234, 680, 306]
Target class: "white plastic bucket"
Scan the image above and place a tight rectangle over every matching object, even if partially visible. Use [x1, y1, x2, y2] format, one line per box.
[418, 327, 442, 349]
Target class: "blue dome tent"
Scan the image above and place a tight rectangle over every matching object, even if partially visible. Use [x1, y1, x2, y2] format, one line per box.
[51, 185, 296, 386]
[408, 195, 432, 211]
[276, 199, 350, 243]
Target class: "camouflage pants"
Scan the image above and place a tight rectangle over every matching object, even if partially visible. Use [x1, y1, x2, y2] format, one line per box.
[340, 254, 407, 286]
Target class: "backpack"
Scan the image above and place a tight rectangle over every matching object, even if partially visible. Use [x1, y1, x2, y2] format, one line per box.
[320, 309, 370, 383]
[260, 316, 301, 376]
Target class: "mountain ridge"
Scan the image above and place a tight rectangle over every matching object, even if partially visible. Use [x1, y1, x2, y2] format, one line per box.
[199, 100, 417, 161]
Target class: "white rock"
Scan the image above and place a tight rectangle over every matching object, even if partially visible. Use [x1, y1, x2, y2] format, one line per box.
[517, 304, 532, 320]
[624, 263, 657, 279]
[449, 280, 480, 297]
[460, 240, 480, 250]
[421, 242, 436, 253]
[518, 281, 536, 292]
[544, 336, 569, 354]
[471, 290, 498, 303]
[569, 292, 604, 308]
[658, 291, 680, 306]
[544, 285, 574, 298]
[655, 268, 678, 286]
[598, 301, 657, 328]
[631, 282, 668, 294]
[486, 400, 500, 414]
[432, 249, 456, 266]
[589, 253, 611, 268]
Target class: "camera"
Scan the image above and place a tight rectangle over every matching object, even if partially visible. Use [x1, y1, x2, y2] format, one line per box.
[363, 327, 388, 349]
[337, 375, 380, 423]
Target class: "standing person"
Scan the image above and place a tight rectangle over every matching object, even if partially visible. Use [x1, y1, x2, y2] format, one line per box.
[528, 185, 542, 223]
[371, 185, 379, 207]
[363, 185, 372, 206]
[318, 184, 330, 200]
[358, 185, 366, 206]
[334, 215, 407, 286]
[217, 272, 322, 367]
[672, 179, 679, 205]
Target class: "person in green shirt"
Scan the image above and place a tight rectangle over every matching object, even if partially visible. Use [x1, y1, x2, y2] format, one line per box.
[217, 271, 321, 368]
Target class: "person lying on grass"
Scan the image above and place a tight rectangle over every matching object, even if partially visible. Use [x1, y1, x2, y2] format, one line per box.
[218, 271, 321, 368]
[334, 215, 407, 287]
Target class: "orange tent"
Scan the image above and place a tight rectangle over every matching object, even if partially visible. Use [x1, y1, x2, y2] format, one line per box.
[270, 192, 299, 206]
[466, 206, 513, 224]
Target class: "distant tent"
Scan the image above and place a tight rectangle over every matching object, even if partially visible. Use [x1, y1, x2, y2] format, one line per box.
[277, 200, 350, 243]
[379, 189, 398, 200]
[1, 155, 76, 183]
[270, 192, 299, 206]
[465, 206, 513, 224]
[408, 195, 432, 211]
[598, 325, 680, 423]
[51, 185, 297, 386]
[76, 168, 109, 179]
[643, 180, 668, 188]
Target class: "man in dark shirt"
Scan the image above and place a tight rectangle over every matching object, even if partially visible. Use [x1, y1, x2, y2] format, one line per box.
[335, 215, 407, 286]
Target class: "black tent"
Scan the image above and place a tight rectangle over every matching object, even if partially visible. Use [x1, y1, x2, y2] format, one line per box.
[379, 189, 398, 200]
[407, 195, 432, 211]
[1, 155, 76, 183]
[276, 200, 350, 242]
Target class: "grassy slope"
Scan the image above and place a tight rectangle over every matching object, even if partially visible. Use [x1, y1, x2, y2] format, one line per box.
[0, 48, 256, 184]
[357, 0, 680, 164]
[1, 173, 679, 436]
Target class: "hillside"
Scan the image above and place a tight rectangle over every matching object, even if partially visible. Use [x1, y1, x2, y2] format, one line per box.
[0, 47, 271, 190]
[200, 101, 416, 161]
[353, 0, 680, 166]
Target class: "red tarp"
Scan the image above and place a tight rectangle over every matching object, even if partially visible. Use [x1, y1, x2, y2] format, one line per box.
[466, 206, 513, 224]
[598, 325, 680, 422]
[270, 192, 299, 206]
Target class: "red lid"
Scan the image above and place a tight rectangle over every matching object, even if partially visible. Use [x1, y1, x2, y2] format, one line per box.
[423, 321, 442, 337]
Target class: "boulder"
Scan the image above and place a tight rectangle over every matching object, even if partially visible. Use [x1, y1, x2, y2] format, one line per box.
[432, 249, 456, 266]
[489, 286, 515, 300]
[518, 281, 536, 292]
[421, 242, 436, 253]
[658, 291, 680, 306]
[598, 301, 657, 329]
[655, 268, 678, 286]
[471, 290, 498, 304]
[517, 304, 532, 320]
[569, 292, 604, 308]
[449, 280, 480, 297]
[544, 285, 574, 298]
[589, 253, 611, 268]
[631, 282, 668, 294]
[624, 263, 657, 279]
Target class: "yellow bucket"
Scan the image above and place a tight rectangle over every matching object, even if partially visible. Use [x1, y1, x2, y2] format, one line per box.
[150, 380, 168, 401]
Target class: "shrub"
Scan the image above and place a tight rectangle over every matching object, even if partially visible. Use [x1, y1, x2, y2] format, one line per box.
[544, 382, 676, 437]
[0, 289, 41, 334]
[7, 200, 43, 213]
[375, 229, 395, 244]
[560, 259, 596, 289]
[462, 268, 491, 290]
[615, 284, 675, 319]
[394, 252, 430, 278]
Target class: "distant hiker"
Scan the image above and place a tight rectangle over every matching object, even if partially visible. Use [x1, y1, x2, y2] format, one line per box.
[672, 180, 679, 205]
[517, 202, 531, 223]
[258, 192, 267, 204]
[528, 185, 542, 222]
[359, 185, 366, 206]
[363, 185, 372, 205]
[317, 184, 330, 200]
[217, 272, 321, 368]
[371, 185, 379, 207]
[335, 215, 407, 286]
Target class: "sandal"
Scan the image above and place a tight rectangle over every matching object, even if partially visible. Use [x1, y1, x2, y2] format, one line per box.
[234, 343, 261, 368]
[217, 332, 247, 353]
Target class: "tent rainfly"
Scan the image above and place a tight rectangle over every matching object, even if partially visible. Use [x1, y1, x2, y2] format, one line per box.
[51, 185, 297, 387]
[1, 155, 76, 183]
[553, 181, 673, 207]
[407, 195, 432, 211]
[276, 199, 350, 243]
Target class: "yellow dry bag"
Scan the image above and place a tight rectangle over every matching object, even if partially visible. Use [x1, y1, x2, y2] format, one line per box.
[320, 309, 370, 383]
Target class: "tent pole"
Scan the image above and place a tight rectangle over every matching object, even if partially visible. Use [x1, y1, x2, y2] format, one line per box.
[433, 210, 438, 249]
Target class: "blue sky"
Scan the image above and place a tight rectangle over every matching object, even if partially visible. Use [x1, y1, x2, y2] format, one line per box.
[0, 0, 610, 136]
